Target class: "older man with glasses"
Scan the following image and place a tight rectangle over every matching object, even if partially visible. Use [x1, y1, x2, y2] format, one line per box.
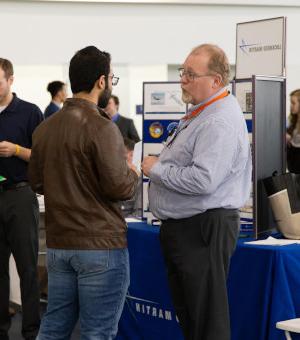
[142, 44, 252, 340]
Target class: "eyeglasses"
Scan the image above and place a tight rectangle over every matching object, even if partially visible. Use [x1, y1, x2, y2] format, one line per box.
[178, 68, 213, 82]
[107, 74, 119, 86]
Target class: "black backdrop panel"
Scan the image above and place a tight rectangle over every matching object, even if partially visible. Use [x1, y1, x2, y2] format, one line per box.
[254, 78, 286, 236]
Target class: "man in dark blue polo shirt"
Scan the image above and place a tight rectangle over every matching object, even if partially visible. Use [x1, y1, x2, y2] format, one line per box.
[0, 58, 43, 340]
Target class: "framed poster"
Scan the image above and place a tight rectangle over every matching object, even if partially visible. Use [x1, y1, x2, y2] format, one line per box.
[143, 82, 186, 114]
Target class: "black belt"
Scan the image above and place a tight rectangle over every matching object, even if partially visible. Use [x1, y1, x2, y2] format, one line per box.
[162, 208, 239, 223]
[0, 181, 29, 192]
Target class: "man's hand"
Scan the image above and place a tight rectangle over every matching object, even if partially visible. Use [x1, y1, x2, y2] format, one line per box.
[128, 163, 141, 177]
[141, 156, 159, 177]
[0, 141, 17, 157]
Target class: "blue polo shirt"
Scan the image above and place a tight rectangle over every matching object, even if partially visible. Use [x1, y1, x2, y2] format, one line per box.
[0, 93, 43, 184]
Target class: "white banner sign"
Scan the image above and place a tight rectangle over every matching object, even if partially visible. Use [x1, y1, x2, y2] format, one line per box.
[236, 17, 286, 79]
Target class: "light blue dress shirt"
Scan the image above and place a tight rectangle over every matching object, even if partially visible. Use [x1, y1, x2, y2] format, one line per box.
[112, 112, 120, 123]
[148, 88, 252, 220]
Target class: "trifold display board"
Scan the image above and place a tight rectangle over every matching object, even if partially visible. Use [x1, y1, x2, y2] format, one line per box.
[232, 76, 286, 238]
[142, 82, 187, 223]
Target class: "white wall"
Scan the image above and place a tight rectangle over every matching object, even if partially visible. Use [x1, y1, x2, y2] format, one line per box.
[1, 0, 300, 126]
[13, 64, 68, 112]
[1, 1, 300, 65]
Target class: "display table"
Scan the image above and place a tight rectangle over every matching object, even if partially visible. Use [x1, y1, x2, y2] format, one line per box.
[117, 221, 183, 340]
[117, 221, 300, 340]
[228, 241, 300, 340]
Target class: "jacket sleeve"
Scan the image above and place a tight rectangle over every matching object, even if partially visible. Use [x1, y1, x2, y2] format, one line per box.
[28, 129, 44, 194]
[91, 122, 138, 201]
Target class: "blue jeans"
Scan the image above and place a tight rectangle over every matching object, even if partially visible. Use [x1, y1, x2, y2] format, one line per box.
[37, 248, 129, 340]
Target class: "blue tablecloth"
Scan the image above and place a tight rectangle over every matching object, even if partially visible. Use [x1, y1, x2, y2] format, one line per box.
[117, 221, 300, 340]
[116, 222, 183, 340]
[228, 241, 300, 340]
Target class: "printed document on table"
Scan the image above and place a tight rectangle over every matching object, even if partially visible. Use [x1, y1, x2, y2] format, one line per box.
[132, 141, 142, 172]
[245, 236, 300, 246]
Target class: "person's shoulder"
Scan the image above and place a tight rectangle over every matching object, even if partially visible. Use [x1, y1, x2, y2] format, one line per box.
[15, 98, 44, 126]
[44, 103, 52, 113]
[226, 92, 242, 109]
[87, 108, 117, 133]
[17, 97, 41, 112]
[213, 93, 243, 119]
[119, 114, 133, 123]
[89, 112, 123, 144]
[46, 102, 57, 110]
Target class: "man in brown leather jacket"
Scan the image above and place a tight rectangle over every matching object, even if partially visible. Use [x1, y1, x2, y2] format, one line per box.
[28, 46, 138, 340]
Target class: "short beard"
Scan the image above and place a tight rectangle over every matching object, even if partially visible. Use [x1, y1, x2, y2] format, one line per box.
[181, 90, 193, 104]
[98, 88, 112, 109]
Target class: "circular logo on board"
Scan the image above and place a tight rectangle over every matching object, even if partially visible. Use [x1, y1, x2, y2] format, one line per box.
[149, 122, 164, 139]
[166, 121, 178, 136]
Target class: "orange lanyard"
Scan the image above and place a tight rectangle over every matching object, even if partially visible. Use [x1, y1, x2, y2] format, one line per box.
[182, 90, 229, 121]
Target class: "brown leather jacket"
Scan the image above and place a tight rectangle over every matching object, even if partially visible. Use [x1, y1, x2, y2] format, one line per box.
[28, 98, 138, 250]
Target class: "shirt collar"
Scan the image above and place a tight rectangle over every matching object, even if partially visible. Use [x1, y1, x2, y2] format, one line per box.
[1, 93, 20, 114]
[111, 112, 120, 122]
[51, 100, 61, 108]
[187, 87, 227, 114]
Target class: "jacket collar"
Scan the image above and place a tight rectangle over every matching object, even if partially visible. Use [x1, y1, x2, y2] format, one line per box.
[63, 98, 111, 121]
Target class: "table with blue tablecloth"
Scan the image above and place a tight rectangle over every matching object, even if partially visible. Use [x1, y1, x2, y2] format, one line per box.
[116, 221, 300, 340]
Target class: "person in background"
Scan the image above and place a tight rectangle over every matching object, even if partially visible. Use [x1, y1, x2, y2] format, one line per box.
[120, 138, 142, 218]
[0, 58, 43, 340]
[104, 95, 140, 143]
[142, 44, 252, 340]
[44, 81, 67, 119]
[28, 46, 138, 340]
[286, 89, 300, 173]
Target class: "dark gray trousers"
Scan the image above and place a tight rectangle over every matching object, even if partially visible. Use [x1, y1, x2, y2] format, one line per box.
[0, 186, 40, 340]
[160, 208, 239, 340]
